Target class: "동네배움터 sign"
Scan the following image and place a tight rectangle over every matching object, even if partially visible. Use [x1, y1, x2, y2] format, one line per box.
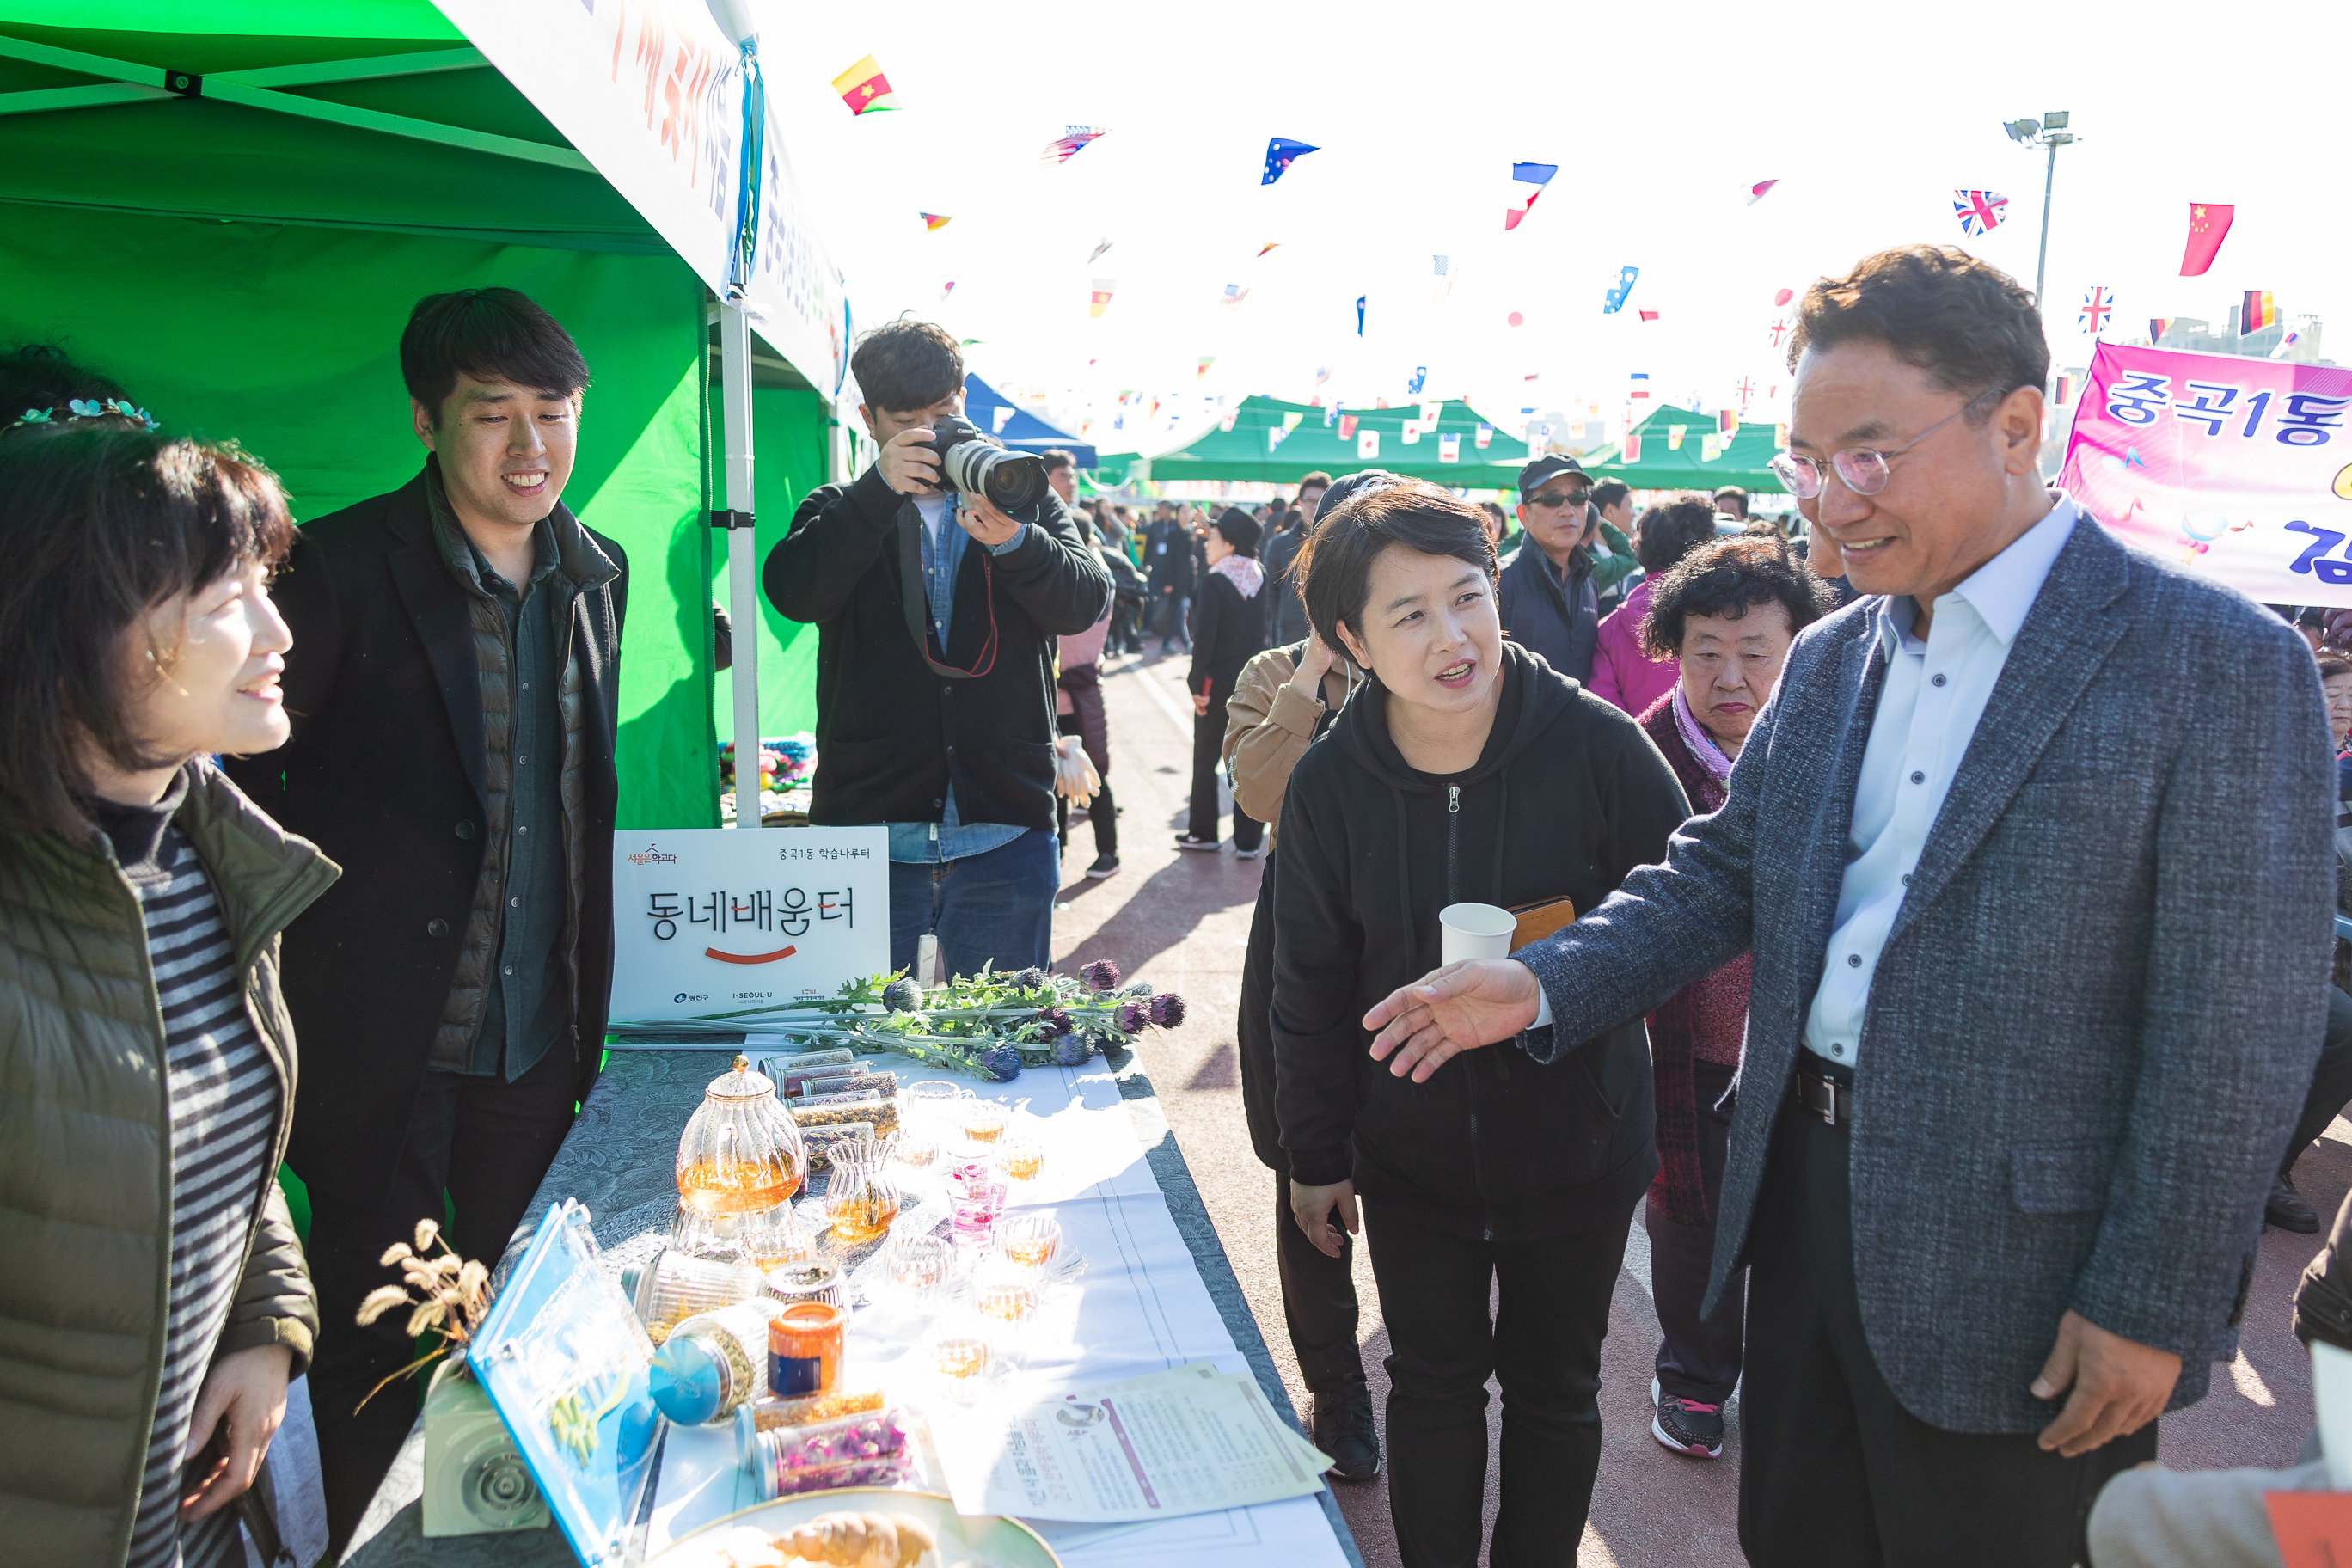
[609, 826, 889, 1026]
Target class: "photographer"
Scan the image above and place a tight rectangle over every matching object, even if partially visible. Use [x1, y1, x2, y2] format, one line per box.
[764, 321, 1109, 978]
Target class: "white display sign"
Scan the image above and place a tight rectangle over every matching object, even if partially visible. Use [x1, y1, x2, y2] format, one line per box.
[609, 826, 888, 1025]
[432, 0, 853, 400]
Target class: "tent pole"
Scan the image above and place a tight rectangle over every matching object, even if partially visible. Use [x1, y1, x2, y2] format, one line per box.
[719, 303, 762, 827]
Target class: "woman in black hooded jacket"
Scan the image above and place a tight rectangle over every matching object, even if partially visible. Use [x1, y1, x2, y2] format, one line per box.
[1272, 482, 1688, 1568]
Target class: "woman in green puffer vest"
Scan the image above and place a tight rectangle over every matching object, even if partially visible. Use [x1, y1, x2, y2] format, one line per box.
[0, 363, 339, 1568]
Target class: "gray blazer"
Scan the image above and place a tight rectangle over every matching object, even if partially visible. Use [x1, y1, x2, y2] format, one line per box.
[1522, 518, 2335, 1432]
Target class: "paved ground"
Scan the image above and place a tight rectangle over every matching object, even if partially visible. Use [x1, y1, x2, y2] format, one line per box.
[1047, 648, 2346, 1566]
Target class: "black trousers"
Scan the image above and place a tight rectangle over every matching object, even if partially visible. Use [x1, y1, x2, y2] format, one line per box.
[1647, 1058, 1744, 1406]
[2285, 983, 2352, 1173]
[1189, 695, 1262, 848]
[1239, 869, 1366, 1393]
[1155, 589, 1190, 651]
[1740, 1081, 2159, 1567]
[306, 1043, 579, 1548]
[1054, 713, 1117, 860]
[1363, 1201, 1629, 1568]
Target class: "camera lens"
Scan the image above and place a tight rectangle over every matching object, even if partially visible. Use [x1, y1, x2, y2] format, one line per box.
[982, 453, 1047, 511]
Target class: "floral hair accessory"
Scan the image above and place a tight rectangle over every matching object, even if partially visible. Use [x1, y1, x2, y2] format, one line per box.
[9, 397, 160, 433]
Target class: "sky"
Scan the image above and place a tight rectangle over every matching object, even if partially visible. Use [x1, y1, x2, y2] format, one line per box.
[762, 0, 2352, 455]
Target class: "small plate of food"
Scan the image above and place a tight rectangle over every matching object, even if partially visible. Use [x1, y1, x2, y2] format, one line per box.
[647, 1488, 1057, 1568]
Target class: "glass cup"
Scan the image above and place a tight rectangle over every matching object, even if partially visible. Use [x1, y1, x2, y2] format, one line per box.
[821, 1139, 902, 1246]
[958, 1099, 1008, 1146]
[885, 1234, 952, 1303]
[886, 1128, 943, 1185]
[903, 1081, 968, 1137]
[994, 1130, 1043, 1184]
[995, 1210, 1061, 1273]
[973, 1278, 1039, 1330]
[947, 1160, 1008, 1253]
[928, 1332, 992, 1401]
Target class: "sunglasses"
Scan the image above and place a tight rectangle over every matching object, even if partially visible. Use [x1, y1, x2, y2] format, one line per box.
[1528, 489, 1591, 510]
[1769, 388, 2002, 499]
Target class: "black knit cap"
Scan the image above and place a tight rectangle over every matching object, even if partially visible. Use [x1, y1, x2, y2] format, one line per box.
[1215, 506, 1262, 558]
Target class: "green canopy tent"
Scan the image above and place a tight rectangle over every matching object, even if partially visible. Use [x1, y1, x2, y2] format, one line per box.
[0, 0, 848, 826]
[1583, 403, 1788, 494]
[1109, 395, 1536, 488]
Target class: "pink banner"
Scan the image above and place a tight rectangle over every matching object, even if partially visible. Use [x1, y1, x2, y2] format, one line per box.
[2061, 342, 2352, 606]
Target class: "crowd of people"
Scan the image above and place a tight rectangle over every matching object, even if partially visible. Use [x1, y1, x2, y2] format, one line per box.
[5, 240, 2350, 1568]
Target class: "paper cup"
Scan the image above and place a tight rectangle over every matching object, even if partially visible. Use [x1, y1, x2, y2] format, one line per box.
[1439, 902, 1517, 965]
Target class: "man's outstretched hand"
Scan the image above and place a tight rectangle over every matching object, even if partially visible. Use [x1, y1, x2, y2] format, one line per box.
[1363, 959, 1544, 1081]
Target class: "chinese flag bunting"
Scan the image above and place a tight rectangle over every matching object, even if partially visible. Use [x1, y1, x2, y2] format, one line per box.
[2243, 291, 2279, 334]
[830, 55, 898, 115]
[2180, 204, 2235, 276]
[1623, 432, 1644, 463]
[920, 213, 952, 232]
[1338, 414, 1358, 440]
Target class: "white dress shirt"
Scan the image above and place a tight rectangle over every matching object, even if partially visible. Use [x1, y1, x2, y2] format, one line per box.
[1803, 493, 2080, 1068]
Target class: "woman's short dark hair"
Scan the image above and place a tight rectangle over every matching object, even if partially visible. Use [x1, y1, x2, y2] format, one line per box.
[0, 429, 296, 837]
[1634, 498, 1720, 575]
[1295, 482, 1493, 654]
[1639, 534, 1837, 660]
[2318, 651, 2352, 681]
[400, 288, 590, 423]
[1789, 245, 2047, 421]
[851, 316, 962, 413]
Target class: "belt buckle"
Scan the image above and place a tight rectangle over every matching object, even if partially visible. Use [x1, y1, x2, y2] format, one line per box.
[1804, 1068, 1837, 1128]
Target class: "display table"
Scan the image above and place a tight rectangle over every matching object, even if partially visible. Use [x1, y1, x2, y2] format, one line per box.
[340, 1042, 1362, 1568]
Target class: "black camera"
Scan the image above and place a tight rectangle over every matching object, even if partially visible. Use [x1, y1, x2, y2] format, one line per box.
[926, 414, 1048, 511]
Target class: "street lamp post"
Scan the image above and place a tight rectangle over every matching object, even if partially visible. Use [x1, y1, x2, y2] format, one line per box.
[2002, 112, 2077, 309]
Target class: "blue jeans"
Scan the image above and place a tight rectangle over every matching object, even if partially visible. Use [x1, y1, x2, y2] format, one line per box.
[889, 829, 1058, 979]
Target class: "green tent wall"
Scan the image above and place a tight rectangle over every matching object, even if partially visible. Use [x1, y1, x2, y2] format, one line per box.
[1113, 395, 1536, 487]
[1584, 404, 1789, 494]
[0, 5, 848, 824]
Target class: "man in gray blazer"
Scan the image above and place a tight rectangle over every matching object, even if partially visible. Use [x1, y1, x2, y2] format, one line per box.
[1362, 245, 2336, 1565]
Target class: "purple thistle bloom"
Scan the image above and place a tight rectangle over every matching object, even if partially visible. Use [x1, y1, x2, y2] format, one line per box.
[1081, 958, 1123, 992]
[1148, 993, 1187, 1029]
[976, 1045, 1024, 1082]
[1050, 1032, 1094, 1067]
[880, 977, 922, 1014]
[1034, 1006, 1074, 1038]
[1116, 1001, 1150, 1034]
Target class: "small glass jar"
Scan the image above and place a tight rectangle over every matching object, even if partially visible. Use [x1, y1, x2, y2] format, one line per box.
[619, 1246, 765, 1344]
[760, 1257, 844, 1311]
[947, 1159, 1008, 1253]
[767, 1300, 846, 1396]
[676, 1054, 806, 1216]
[821, 1139, 902, 1245]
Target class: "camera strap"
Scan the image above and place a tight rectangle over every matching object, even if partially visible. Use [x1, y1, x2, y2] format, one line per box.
[896, 499, 998, 681]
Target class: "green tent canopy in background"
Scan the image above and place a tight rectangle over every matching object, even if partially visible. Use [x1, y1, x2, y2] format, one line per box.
[1583, 404, 1788, 494]
[1108, 395, 1536, 488]
[0, 2, 842, 823]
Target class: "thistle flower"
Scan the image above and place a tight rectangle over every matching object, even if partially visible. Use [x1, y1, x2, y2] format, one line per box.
[1034, 1006, 1073, 1038]
[1081, 959, 1123, 992]
[976, 1045, 1024, 1082]
[1124, 980, 1155, 997]
[881, 977, 923, 1014]
[1116, 1000, 1150, 1034]
[1148, 993, 1187, 1029]
[1009, 966, 1049, 992]
[1050, 1032, 1095, 1067]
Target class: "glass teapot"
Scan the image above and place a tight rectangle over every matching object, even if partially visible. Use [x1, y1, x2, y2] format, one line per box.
[676, 1054, 807, 1216]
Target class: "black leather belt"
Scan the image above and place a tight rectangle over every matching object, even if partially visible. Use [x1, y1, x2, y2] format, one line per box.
[1797, 1062, 1855, 1128]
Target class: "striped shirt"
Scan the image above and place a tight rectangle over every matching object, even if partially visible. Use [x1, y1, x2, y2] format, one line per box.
[119, 811, 282, 1568]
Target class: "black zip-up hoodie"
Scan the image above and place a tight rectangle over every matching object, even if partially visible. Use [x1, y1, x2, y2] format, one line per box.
[1270, 640, 1691, 1240]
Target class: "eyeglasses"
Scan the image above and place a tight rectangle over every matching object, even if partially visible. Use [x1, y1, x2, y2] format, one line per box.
[1528, 489, 1591, 511]
[1768, 388, 2002, 499]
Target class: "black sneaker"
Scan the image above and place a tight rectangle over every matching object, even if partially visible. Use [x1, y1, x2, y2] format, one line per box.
[1085, 854, 1121, 879]
[1173, 835, 1220, 851]
[1651, 1377, 1724, 1459]
[2269, 1171, 2322, 1234]
[1310, 1382, 1380, 1481]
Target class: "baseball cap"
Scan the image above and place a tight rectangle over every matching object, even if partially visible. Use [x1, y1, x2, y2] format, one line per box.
[1518, 455, 1591, 499]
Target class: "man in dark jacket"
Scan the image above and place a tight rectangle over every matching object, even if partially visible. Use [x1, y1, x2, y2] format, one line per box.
[763, 321, 1109, 978]
[1261, 468, 1331, 646]
[1144, 500, 1197, 652]
[1496, 454, 1602, 682]
[223, 288, 627, 1545]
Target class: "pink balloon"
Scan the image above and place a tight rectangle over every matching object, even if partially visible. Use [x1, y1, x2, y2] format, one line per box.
[1773, 288, 1794, 306]
[1507, 311, 1524, 328]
